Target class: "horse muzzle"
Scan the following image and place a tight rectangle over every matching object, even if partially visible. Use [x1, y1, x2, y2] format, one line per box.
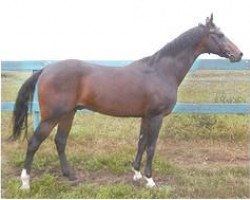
[223, 51, 243, 62]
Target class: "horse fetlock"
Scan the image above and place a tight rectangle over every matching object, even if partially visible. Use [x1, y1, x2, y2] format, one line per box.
[20, 169, 30, 190]
[132, 168, 142, 181]
[144, 176, 156, 188]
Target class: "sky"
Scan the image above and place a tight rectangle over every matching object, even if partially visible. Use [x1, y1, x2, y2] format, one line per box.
[1, 0, 250, 60]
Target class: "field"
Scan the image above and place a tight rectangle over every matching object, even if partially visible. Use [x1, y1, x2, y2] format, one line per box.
[1, 70, 249, 198]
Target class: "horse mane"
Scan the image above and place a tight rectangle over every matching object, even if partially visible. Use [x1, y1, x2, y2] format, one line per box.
[148, 25, 206, 62]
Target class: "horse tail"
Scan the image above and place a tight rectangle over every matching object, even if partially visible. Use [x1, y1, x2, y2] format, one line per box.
[11, 70, 43, 141]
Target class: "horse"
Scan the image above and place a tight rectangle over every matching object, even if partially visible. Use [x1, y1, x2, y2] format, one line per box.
[11, 14, 242, 189]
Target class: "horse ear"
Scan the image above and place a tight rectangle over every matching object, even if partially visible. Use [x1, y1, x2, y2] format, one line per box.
[206, 13, 214, 28]
[210, 13, 213, 23]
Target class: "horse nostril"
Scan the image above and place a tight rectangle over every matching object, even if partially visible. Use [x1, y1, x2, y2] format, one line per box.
[240, 52, 243, 57]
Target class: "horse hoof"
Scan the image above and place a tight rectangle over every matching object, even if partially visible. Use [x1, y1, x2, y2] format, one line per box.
[144, 177, 156, 188]
[146, 181, 156, 188]
[63, 172, 77, 181]
[20, 169, 30, 190]
[20, 184, 30, 190]
[68, 174, 77, 181]
[133, 170, 142, 181]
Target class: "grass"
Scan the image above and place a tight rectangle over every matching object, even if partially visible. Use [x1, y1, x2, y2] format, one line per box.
[3, 176, 173, 199]
[1, 70, 250, 198]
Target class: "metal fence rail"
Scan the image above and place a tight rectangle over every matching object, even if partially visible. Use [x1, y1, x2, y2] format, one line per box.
[1, 59, 250, 130]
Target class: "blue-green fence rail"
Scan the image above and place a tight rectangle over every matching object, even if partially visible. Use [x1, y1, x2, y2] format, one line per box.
[1, 59, 250, 130]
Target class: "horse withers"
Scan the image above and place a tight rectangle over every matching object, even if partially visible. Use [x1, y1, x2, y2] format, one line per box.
[11, 14, 242, 189]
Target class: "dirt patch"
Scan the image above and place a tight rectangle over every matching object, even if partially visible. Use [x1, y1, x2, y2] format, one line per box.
[158, 139, 248, 167]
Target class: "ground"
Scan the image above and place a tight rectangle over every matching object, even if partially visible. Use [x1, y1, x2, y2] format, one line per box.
[1, 70, 249, 198]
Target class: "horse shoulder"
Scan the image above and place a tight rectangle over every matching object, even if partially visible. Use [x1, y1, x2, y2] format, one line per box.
[144, 77, 177, 115]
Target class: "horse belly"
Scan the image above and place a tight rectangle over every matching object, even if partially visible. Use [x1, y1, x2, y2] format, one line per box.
[84, 92, 147, 117]
[78, 77, 148, 117]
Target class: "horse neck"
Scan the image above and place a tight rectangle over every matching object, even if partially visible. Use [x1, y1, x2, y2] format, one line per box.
[169, 47, 199, 85]
[151, 27, 205, 85]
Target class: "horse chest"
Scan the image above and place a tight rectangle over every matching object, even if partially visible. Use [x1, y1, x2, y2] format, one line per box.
[147, 88, 177, 115]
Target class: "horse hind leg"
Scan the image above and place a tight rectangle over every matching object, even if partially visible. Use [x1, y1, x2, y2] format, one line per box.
[54, 111, 76, 181]
[20, 119, 58, 190]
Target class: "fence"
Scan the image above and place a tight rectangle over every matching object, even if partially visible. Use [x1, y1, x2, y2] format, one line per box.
[1, 59, 250, 130]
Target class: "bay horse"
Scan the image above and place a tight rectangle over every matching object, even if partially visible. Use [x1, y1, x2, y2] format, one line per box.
[12, 14, 242, 189]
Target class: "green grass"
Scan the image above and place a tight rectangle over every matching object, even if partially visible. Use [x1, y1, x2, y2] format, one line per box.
[3, 175, 173, 199]
[2, 164, 248, 198]
[1, 70, 249, 198]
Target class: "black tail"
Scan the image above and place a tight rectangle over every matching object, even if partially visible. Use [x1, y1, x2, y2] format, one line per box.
[11, 70, 43, 140]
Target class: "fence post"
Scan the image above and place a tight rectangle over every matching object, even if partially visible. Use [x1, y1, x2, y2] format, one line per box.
[33, 70, 40, 131]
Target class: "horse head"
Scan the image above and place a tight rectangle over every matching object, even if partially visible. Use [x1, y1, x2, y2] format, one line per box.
[202, 14, 243, 62]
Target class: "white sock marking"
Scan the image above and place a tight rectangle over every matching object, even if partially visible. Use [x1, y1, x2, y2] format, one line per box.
[20, 169, 30, 190]
[144, 176, 156, 188]
[132, 169, 142, 181]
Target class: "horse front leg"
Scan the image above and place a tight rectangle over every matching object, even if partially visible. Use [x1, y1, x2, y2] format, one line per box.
[133, 118, 148, 181]
[144, 114, 163, 188]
